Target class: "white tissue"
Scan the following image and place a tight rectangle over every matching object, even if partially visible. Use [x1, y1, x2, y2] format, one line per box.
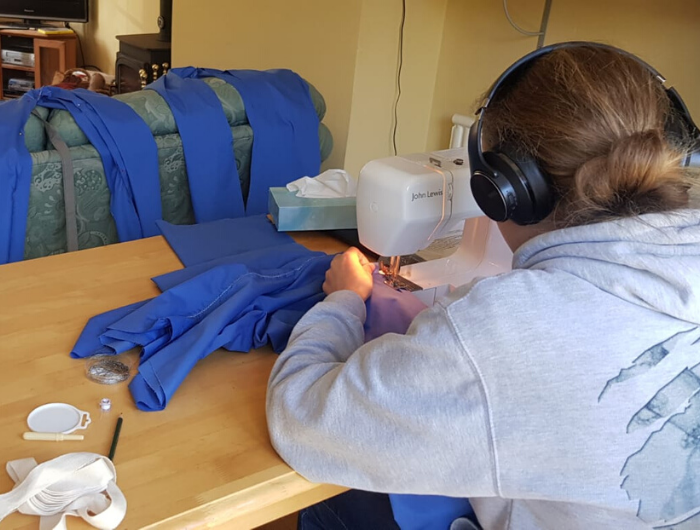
[286, 169, 357, 198]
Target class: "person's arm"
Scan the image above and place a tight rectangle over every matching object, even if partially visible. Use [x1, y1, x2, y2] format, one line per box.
[266, 288, 499, 497]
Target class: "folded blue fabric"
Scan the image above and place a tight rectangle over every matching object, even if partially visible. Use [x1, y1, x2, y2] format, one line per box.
[0, 87, 161, 263]
[147, 74, 246, 222]
[70, 300, 151, 358]
[156, 216, 292, 267]
[169, 67, 321, 215]
[152, 242, 324, 291]
[72, 250, 332, 411]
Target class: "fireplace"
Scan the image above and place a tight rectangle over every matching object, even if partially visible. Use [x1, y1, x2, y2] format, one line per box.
[115, 0, 172, 94]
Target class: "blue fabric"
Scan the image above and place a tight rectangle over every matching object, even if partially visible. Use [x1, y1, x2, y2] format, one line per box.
[71, 216, 331, 411]
[147, 74, 245, 222]
[169, 67, 321, 215]
[390, 495, 477, 530]
[71, 300, 151, 358]
[0, 87, 161, 264]
[0, 95, 34, 263]
[152, 242, 321, 291]
[156, 215, 292, 267]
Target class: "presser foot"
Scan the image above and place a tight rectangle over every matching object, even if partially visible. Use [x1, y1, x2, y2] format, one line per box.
[378, 255, 423, 291]
[383, 274, 423, 292]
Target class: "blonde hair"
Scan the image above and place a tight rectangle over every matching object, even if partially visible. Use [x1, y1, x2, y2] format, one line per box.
[483, 45, 696, 227]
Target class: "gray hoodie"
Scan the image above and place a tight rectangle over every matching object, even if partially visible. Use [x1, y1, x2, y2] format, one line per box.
[267, 209, 700, 530]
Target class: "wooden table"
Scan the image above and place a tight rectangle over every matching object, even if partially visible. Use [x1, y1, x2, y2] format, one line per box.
[0, 233, 348, 529]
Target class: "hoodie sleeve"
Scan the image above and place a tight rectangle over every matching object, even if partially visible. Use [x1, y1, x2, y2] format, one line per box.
[266, 290, 499, 497]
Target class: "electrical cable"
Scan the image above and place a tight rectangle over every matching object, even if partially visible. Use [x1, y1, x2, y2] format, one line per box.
[67, 23, 87, 68]
[503, 0, 543, 36]
[392, 0, 406, 156]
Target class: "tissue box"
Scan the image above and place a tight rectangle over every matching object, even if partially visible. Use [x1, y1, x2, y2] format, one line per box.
[268, 187, 357, 231]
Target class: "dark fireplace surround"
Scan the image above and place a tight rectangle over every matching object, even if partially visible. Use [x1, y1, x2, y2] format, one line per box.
[115, 0, 172, 94]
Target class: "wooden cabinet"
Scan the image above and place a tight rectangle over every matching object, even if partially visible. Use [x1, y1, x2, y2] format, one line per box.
[0, 29, 77, 99]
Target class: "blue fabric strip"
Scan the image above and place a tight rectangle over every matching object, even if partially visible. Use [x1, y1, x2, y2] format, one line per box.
[0, 87, 162, 263]
[169, 67, 321, 215]
[0, 95, 35, 263]
[147, 74, 245, 222]
[65, 89, 162, 241]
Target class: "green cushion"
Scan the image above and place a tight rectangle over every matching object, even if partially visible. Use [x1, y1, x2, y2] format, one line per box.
[23, 106, 49, 152]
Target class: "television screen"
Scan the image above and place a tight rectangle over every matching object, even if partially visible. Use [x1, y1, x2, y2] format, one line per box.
[0, 0, 88, 23]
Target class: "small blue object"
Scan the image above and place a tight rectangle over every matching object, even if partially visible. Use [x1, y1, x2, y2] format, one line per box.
[268, 187, 357, 231]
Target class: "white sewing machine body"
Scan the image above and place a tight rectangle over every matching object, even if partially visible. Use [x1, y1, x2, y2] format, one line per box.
[357, 148, 513, 305]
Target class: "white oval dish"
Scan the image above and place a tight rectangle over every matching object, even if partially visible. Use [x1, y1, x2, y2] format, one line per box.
[27, 403, 91, 434]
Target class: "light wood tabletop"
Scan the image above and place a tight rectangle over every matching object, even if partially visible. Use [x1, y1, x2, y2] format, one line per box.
[0, 231, 349, 529]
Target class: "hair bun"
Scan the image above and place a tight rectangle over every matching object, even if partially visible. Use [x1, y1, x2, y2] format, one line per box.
[568, 129, 689, 224]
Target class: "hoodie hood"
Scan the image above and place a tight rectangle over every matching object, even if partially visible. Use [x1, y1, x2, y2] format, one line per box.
[513, 209, 700, 326]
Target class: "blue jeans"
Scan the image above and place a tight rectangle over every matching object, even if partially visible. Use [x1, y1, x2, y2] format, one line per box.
[298, 490, 481, 530]
[298, 490, 400, 530]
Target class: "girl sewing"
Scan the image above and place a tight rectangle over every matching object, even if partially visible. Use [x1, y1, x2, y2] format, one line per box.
[266, 42, 700, 530]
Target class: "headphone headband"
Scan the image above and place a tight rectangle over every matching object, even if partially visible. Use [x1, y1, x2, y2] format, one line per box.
[469, 41, 700, 225]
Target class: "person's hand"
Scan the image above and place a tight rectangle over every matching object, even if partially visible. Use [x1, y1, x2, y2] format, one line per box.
[323, 247, 375, 301]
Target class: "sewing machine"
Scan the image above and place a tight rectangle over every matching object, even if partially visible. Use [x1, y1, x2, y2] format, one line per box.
[357, 148, 513, 305]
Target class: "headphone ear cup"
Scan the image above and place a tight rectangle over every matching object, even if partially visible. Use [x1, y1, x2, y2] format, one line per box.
[470, 159, 514, 222]
[489, 145, 554, 225]
[479, 150, 535, 224]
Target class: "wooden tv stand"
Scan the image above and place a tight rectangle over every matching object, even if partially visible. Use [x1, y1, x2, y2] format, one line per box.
[0, 28, 77, 99]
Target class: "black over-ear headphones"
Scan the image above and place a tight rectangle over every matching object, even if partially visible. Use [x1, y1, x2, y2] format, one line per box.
[467, 41, 700, 225]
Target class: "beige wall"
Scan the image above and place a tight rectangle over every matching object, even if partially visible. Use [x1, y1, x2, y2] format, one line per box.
[74, 0, 159, 74]
[343, 0, 448, 177]
[427, 0, 700, 151]
[426, 0, 542, 151]
[545, 0, 700, 116]
[172, 0, 363, 171]
[171, 0, 449, 176]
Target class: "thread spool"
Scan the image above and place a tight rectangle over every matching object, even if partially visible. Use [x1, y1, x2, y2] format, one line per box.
[99, 398, 112, 412]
